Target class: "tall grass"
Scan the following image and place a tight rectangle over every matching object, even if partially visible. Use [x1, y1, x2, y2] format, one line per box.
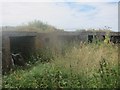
[3, 42, 119, 88]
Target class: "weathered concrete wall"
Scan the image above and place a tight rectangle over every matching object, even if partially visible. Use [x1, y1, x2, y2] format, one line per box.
[2, 31, 37, 73]
[2, 36, 12, 73]
[2, 31, 120, 73]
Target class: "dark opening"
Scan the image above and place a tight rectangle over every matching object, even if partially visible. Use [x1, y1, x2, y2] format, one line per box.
[102, 35, 105, 41]
[110, 36, 120, 43]
[10, 36, 35, 61]
[88, 35, 93, 43]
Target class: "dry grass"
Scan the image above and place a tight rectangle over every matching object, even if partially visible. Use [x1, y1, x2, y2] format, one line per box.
[3, 42, 119, 88]
[51, 43, 118, 75]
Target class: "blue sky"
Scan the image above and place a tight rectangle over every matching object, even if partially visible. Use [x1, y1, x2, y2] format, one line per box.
[63, 2, 96, 12]
[0, 0, 119, 31]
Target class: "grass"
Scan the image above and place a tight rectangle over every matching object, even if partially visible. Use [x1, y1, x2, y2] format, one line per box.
[2, 42, 119, 88]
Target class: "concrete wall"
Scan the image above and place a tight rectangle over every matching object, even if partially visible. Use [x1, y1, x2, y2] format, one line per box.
[2, 31, 120, 73]
[2, 31, 37, 73]
[2, 36, 12, 73]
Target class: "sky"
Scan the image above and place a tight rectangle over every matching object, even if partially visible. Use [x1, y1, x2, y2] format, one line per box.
[0, 0, 119, 31]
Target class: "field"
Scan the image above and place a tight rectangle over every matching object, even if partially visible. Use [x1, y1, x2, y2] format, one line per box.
[3, 41, 119, 88]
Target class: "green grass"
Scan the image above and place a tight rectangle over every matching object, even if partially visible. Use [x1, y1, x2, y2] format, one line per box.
[2, 42, 119, 88]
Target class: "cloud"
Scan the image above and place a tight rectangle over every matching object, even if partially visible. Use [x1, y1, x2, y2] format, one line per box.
[0, 0, 119, 2]
[1, 1, 118, 31]
[64, 0, 119, 2]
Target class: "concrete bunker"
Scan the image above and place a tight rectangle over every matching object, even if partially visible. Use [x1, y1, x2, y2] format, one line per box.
[2, 30, 120, 74]
[2, 31, 37, 73]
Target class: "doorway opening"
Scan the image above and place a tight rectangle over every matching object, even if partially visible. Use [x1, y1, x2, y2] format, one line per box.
[88, 35, 93, 43]
[10, 36, 35, 62]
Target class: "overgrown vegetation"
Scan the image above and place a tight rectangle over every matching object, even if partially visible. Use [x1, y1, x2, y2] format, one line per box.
[3, 41, 119, 88]
[16, 20, 57, 32]
[2, 20, 59, 32]
[2, 21, 119, 88]
[76, 26, 113, 32]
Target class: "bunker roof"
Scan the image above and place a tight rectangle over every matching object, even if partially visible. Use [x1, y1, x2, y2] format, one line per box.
[2, 30, 120, 37]
[2, 31, 37, 37]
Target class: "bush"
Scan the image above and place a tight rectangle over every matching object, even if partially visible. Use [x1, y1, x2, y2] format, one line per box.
[3, 42, 118, 88]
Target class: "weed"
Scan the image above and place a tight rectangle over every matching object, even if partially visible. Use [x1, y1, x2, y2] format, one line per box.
[2, 42, 118, 88]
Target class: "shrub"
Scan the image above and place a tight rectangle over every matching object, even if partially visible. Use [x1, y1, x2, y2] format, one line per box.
[3, 42, 118, 88]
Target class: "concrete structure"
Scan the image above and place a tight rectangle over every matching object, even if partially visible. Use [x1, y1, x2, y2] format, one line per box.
[2, 31, 37, 73]
[2, 30, 120, 73]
